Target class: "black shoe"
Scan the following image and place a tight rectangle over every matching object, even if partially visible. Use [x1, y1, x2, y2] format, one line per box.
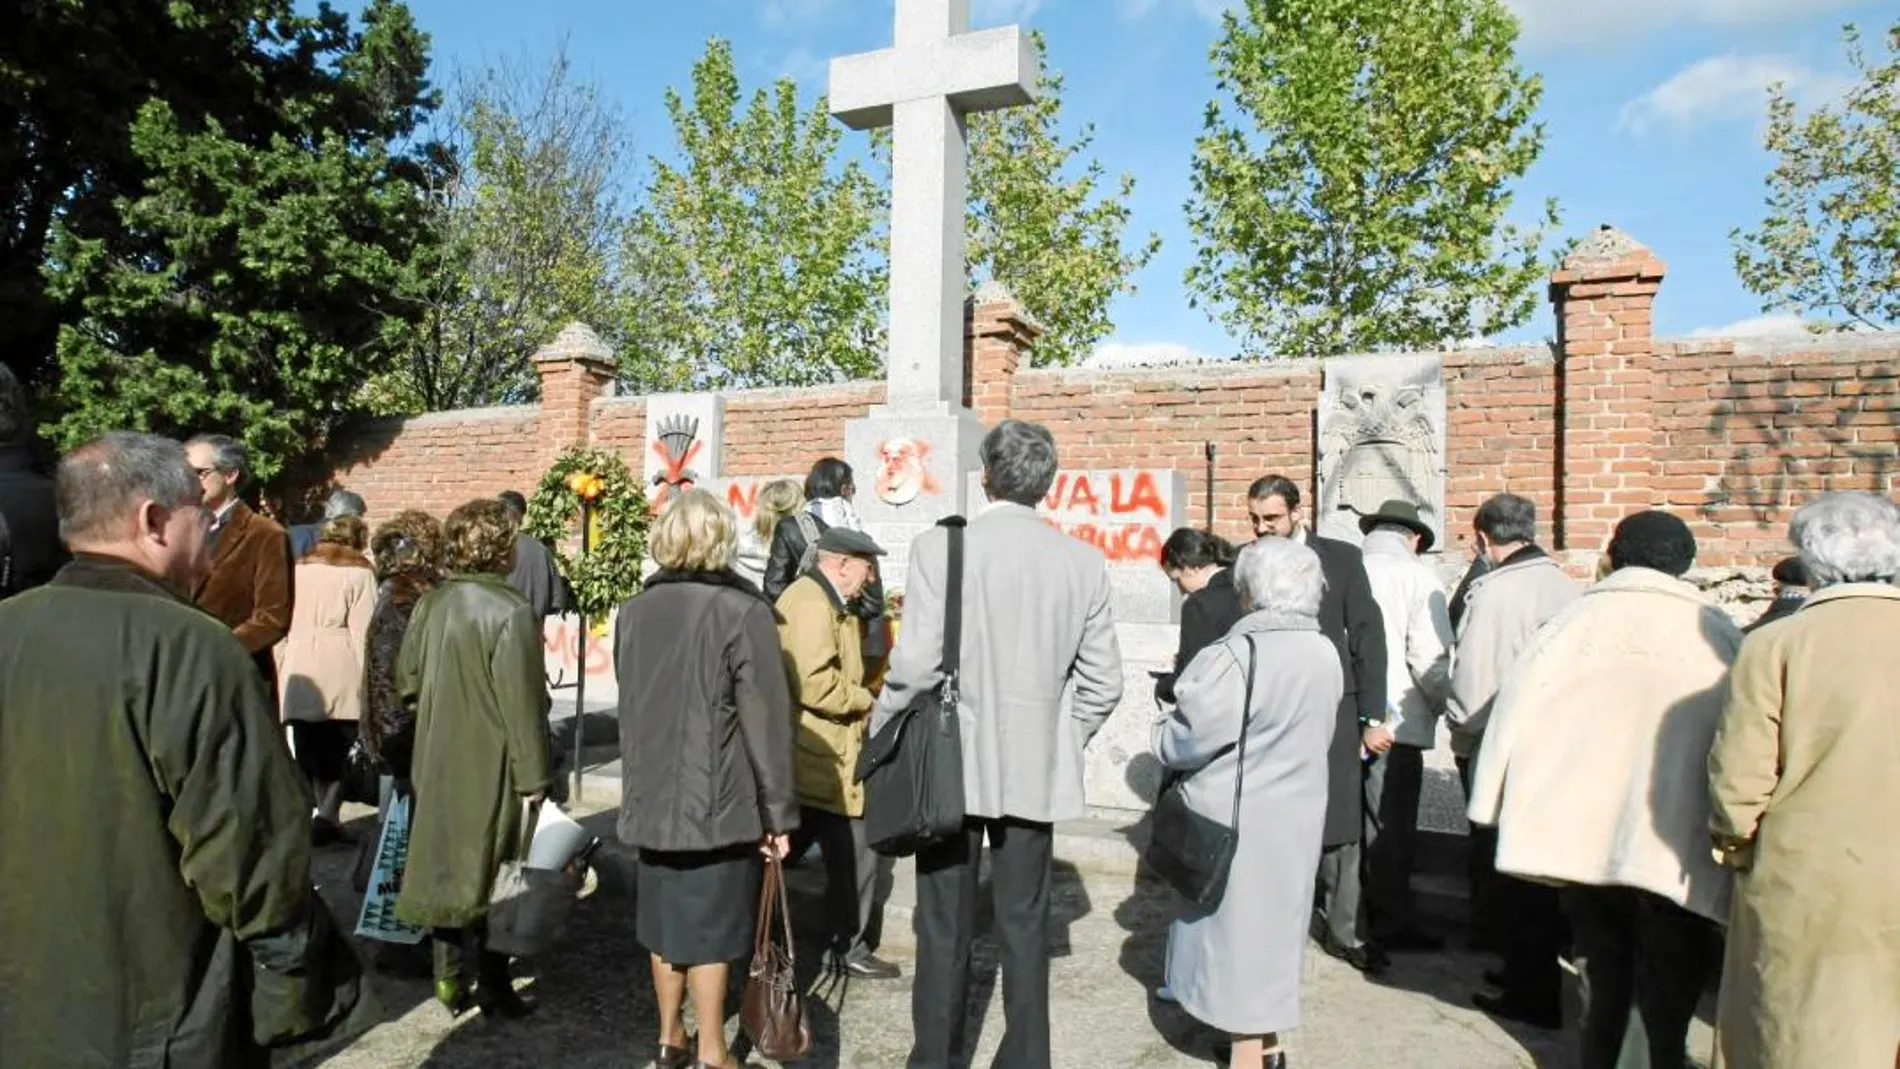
[1482, 968, 1507, 989]
[311, 817, 347, 847]
[1377, 928, 1445, 953]
[1319, 935, 1385, 975]
[1212, 1039, 1287, 1067]
[475, 954, 537, 1019]
[1471, 990, 1560, 1030]
[840, 952, 902, 980]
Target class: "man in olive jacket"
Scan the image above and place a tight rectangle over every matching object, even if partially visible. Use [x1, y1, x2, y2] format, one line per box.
[779, 527, 899, 980]
[0, 432, 366, 1069]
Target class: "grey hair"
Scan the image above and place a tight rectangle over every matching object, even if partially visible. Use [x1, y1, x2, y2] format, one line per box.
[980, 419, 1059, 507]
[323, 489, 366, 520]
[1233, 537, 1326, 619]
[57, 432, 199, 543]
[186, 433, 248, 484]
[1791, 491, 1900, 587]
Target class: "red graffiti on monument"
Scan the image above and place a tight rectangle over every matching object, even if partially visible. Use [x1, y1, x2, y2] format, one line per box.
[1039, 471, 1170, 564]
[543, 616, 612, 683]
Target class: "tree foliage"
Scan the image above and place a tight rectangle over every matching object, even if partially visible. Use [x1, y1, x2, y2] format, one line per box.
[1734, 21, 1900, 331]
[25, 0, 440, 483]
[962, 34, 1161, 366]
[623, 39, 885, 390]
[1184, 0, 1559, 358]
[367, 46, 633, 413]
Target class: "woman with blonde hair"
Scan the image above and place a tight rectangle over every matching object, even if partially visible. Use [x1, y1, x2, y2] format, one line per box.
[733, 479, 804, 590]
[278, 513, 377, 842]
[395, 498, 551, 1019]
[616, 489, 797, 1069]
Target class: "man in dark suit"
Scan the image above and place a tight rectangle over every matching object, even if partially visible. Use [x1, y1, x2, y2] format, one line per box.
[1249, 475, 1388, 971]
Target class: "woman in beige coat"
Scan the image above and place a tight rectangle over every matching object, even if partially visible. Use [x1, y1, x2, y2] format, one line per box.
[278, 514, 377, 838]
[1710, 491, 1900, 1069]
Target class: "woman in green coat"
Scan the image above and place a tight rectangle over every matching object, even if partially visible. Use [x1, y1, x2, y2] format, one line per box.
[394, 498, 552, 1017]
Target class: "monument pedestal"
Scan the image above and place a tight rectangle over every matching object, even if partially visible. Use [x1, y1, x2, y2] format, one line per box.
[845, 402, 990, 582]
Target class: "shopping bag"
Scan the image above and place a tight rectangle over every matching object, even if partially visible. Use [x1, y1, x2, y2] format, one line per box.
[353, 790, 425, 945]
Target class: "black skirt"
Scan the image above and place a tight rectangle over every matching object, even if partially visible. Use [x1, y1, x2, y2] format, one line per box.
[637, 844, 761, 966]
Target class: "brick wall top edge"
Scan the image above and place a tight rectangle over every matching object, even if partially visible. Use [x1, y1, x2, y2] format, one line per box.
[605, 380, 884, 406]
[1662, 331, 1900, 359]
[356, 404, 538, 429]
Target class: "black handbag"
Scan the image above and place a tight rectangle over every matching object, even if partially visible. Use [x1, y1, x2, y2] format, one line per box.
[855, 517, 967, 858]
[1145, 634, 1257, 909]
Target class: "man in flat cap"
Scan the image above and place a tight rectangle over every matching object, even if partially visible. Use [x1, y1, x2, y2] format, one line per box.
[777, 526, 900, 980]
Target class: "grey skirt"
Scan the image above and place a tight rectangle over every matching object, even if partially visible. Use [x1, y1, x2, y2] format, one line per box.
[636, 844, 761, 965]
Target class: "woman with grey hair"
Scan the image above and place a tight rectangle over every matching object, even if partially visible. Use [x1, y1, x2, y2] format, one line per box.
[1153, 538, 1344, 1069]
[1707, 491, 1900, 1069]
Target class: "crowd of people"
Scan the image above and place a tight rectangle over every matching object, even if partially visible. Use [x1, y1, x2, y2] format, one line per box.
[0, 348, 1891, 1069]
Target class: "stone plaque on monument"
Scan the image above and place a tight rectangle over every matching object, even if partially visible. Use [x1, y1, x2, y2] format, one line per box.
[1315, 353, 1447, 548]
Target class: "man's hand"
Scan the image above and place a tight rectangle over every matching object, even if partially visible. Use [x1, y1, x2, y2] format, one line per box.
[760, 833, 791, 860]
[523, 790, 547, 806]
[1362, 724, 1395, 756]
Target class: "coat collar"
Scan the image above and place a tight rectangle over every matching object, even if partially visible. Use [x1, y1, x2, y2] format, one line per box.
[1229, 607, 1322, 635]
[52, 552, 195, 606]
[1801, 581, 1900, 611]
[1587, 566, 1712, 606]
[209, 500, 256, 567]
[300, 543, 372, 570]
[644, 567, 772, 605]
[792, 569, 850, 615]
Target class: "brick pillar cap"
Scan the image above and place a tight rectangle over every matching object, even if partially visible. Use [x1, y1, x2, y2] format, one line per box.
[1551, 224, 1667, 284]
[532, 322, 617, 371]
[967, 280, 1044, 337]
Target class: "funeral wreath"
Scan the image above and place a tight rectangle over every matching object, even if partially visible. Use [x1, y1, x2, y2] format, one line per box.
[525, 447, 649, 624]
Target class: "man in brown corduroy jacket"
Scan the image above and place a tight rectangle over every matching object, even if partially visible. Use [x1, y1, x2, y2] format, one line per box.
[186, 434, 292, 684]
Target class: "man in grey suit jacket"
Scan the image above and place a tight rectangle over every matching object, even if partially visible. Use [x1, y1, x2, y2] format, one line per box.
[871, 419, 1124, 1069]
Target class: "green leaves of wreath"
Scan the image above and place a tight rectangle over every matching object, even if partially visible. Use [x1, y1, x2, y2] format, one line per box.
[524, 447, 650, 623]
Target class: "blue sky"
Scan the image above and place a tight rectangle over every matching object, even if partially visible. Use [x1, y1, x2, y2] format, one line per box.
[355, 0, 1886, 364]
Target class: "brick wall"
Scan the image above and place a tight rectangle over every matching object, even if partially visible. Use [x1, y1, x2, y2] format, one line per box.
[312, 226, 1899, 570]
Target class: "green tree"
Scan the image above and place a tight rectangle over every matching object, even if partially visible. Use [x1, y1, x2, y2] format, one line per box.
[623, 39, 885, 389]
[369, 46, 634, 413]
[32, 0, 439, 484]
[963, 34, 1161, 366]
[1734, 21, 1900, 331]
[1184, 0, 1559, 358]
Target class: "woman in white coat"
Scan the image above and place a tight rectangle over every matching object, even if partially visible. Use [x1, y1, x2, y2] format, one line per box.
[1155, 537, 1344, 1069]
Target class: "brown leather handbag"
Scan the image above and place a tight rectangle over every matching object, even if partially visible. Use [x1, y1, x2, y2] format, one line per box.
[741, 855, 812, 1061]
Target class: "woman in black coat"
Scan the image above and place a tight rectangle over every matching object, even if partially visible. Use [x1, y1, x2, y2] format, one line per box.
[1154, 528, 1243, 705]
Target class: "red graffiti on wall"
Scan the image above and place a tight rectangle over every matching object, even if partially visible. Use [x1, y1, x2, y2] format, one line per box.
[543, 616, 613, 683]
[1039, 471, 1171, 565]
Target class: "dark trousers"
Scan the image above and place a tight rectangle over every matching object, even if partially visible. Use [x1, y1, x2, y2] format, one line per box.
[910, 817, 1053, 1069]
[1563, 886, 1715, 1069]
[1364, 744, 1425, 940]
[1315, 842, 1364, 948]
[1456, 755, 1503, 950]
[789, 805, 886, 959]
[1495, 874, 1565, 1015]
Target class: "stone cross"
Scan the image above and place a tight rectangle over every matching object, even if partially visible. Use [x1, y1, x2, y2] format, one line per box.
[829, 0, 1038, 413]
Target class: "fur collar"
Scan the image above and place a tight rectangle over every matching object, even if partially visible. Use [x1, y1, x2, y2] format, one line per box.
[301, 543, 372, 570]
[645, 567, 771, 604]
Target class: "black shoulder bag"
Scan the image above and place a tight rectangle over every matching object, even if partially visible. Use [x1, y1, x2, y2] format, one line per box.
[1145, 634, 1257, 909]
[855, 517, 967, 857]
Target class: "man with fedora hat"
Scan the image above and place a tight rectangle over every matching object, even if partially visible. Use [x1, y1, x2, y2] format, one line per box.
[777, 525, 902, 980]
[1358, 498, 1455, 951]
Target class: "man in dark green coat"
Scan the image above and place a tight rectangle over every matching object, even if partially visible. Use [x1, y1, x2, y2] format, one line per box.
[395, 497, 551, 1017]
[0, 432, 368, 1069]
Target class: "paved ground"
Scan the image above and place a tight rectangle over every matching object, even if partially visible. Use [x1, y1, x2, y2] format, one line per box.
[309, 796, 1714, 1069]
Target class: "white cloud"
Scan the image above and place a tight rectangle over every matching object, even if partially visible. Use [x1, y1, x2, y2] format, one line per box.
[1085, 341, 1225, 368]
[1689, 313, 1814, 338]
[1617, 54, 1809, 136]
[1505, 0, 1863, 50]
[760, 0, 835, 31]
[972, 0, 1043, 25]
[775, 48, 827, 88]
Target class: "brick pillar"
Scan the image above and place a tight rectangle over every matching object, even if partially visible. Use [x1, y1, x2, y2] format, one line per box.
[1549, 225, 1665, 553]
[963, 280, 1040, 425]
[533, 322, 617, 455]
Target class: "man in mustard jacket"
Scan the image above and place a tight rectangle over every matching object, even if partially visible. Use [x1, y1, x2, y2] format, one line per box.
[778, 526, 900, 980]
